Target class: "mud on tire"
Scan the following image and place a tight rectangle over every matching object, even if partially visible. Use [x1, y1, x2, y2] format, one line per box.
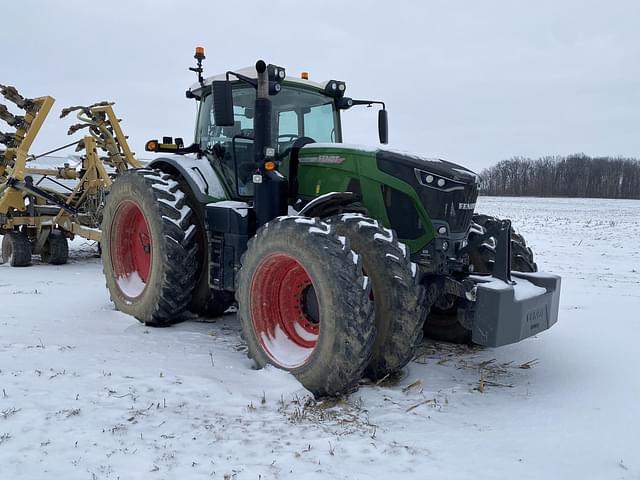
[329, 213, 426, 380]
[237, 216, 375, 397]
[100, 168, 197, 326]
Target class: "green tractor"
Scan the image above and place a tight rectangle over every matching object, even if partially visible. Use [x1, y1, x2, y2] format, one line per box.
[100, 50, 561, 396]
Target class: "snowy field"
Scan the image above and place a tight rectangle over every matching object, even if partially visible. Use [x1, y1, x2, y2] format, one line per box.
[1, 196, 639, 479]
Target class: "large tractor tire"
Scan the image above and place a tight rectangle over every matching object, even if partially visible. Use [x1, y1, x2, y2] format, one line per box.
[177, 180, 234, 318]
[101, 169, 198, 326]
[1, 232, 32, 267]
[237, 216, 375, 397]
[329, 214, 427, 380]
[41, 231, 69, 265]
[423, 213, 537, 344]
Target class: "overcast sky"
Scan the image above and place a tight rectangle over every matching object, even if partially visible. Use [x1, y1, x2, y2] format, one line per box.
[3, 0, 639, 172]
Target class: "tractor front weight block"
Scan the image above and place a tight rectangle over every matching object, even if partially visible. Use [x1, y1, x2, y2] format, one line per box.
[465, 272, 561, 347]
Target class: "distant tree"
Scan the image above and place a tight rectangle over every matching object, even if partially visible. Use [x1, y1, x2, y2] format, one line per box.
[479, 154, 640, 199]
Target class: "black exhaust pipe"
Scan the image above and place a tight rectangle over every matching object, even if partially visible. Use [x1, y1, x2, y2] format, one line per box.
[253, 60, 288, 227]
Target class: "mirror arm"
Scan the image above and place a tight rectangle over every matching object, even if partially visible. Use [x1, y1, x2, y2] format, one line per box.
[226, 71, 258, 89]
[350, 99, 386, 110]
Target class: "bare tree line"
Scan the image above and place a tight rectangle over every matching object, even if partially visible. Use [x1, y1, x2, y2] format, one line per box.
[479, 154, 640, 199]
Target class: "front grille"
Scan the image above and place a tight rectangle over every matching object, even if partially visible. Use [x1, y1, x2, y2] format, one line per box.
[382, 185, 425, 240]
[436, 182, 478, 232]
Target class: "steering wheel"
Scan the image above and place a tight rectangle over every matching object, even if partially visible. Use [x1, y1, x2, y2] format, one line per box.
[275, 134, 301, 160]
[277, 134, 300, 143]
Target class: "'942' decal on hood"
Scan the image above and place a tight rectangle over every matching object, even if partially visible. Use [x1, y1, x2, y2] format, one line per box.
[299, 155, 346, 164]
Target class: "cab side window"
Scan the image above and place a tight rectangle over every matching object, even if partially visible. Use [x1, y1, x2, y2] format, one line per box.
[278, 110, 298, 136]
[304, 103, 334, 143]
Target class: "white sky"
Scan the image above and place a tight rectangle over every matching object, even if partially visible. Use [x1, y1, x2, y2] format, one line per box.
[3, 0, 639, 171]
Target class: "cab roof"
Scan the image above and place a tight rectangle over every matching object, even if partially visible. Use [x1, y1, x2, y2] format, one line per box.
[189, 66, 330, 95]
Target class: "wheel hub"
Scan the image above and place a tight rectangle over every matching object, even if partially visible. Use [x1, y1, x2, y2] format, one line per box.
[249, 253, 320, 368]
[109, 200, 152, 298]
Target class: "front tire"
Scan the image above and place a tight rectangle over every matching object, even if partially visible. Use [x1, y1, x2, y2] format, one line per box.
[101, 169, 197, 326]
[237, 216, 375, 397]
[329, 214, 426, 380]
[471, 213, 537, 272]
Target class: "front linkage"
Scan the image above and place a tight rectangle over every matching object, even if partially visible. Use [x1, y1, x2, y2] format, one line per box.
[425, 219, 561, 348]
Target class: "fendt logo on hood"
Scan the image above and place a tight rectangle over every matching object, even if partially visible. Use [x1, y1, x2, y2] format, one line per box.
[446, 201, 475, 217]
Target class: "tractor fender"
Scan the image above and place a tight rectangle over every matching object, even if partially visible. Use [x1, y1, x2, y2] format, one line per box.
[298, 191, 366, 219]
[148, 155, 227, 202]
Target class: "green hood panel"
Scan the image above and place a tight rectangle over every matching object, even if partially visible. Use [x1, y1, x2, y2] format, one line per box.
[296, 143, 437, 252]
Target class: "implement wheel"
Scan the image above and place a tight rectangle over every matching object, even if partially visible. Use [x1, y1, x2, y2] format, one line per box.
[41, 231, 69, 265]
[101, 169, 197, 326]
[423, 213, 537, 344]
[330, 214, 427, 380]
[1, 232, 32, 267]
[237, 217, 375, 397]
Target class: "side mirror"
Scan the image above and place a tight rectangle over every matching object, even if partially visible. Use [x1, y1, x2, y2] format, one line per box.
[378, 109, 389, 144]
[212, 80, 234, 126]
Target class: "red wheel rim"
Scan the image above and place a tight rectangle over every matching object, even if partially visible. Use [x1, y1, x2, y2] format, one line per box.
[249, 253, 320, 368]
[110, 200, 152, 299]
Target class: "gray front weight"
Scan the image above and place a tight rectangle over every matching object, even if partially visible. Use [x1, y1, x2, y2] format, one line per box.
[468, 272, 561, 347]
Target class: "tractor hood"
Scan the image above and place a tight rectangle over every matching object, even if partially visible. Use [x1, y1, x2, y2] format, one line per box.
[373, 146, 480, 234]
[297, 143, 480, 239]
[376, 148, 480, 186]
[299, 143, 479, 185]
[298, 143, 480, 235]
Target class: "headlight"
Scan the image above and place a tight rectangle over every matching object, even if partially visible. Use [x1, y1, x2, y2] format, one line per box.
[414, 169, 466, 192]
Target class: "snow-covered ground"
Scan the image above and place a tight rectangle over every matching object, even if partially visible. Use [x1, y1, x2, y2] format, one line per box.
[1, 197, 638, 479]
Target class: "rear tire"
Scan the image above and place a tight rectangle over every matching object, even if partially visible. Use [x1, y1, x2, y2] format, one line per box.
[169, 175, 235, 319]
[41, 231, 69, 265]
[423, 213, 537, 344]
[101, 168, 198, 326]
[329, 214, 426, 380]
[1, 232, 32, 267]
[237, 216, 375, 397]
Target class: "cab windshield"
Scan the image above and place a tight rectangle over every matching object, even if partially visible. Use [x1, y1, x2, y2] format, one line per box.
[197, 85, 340, 197]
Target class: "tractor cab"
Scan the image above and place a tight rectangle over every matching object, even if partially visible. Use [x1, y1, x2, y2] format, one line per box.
[146, 52, 388, 212]
[194, 75, 343, 198]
